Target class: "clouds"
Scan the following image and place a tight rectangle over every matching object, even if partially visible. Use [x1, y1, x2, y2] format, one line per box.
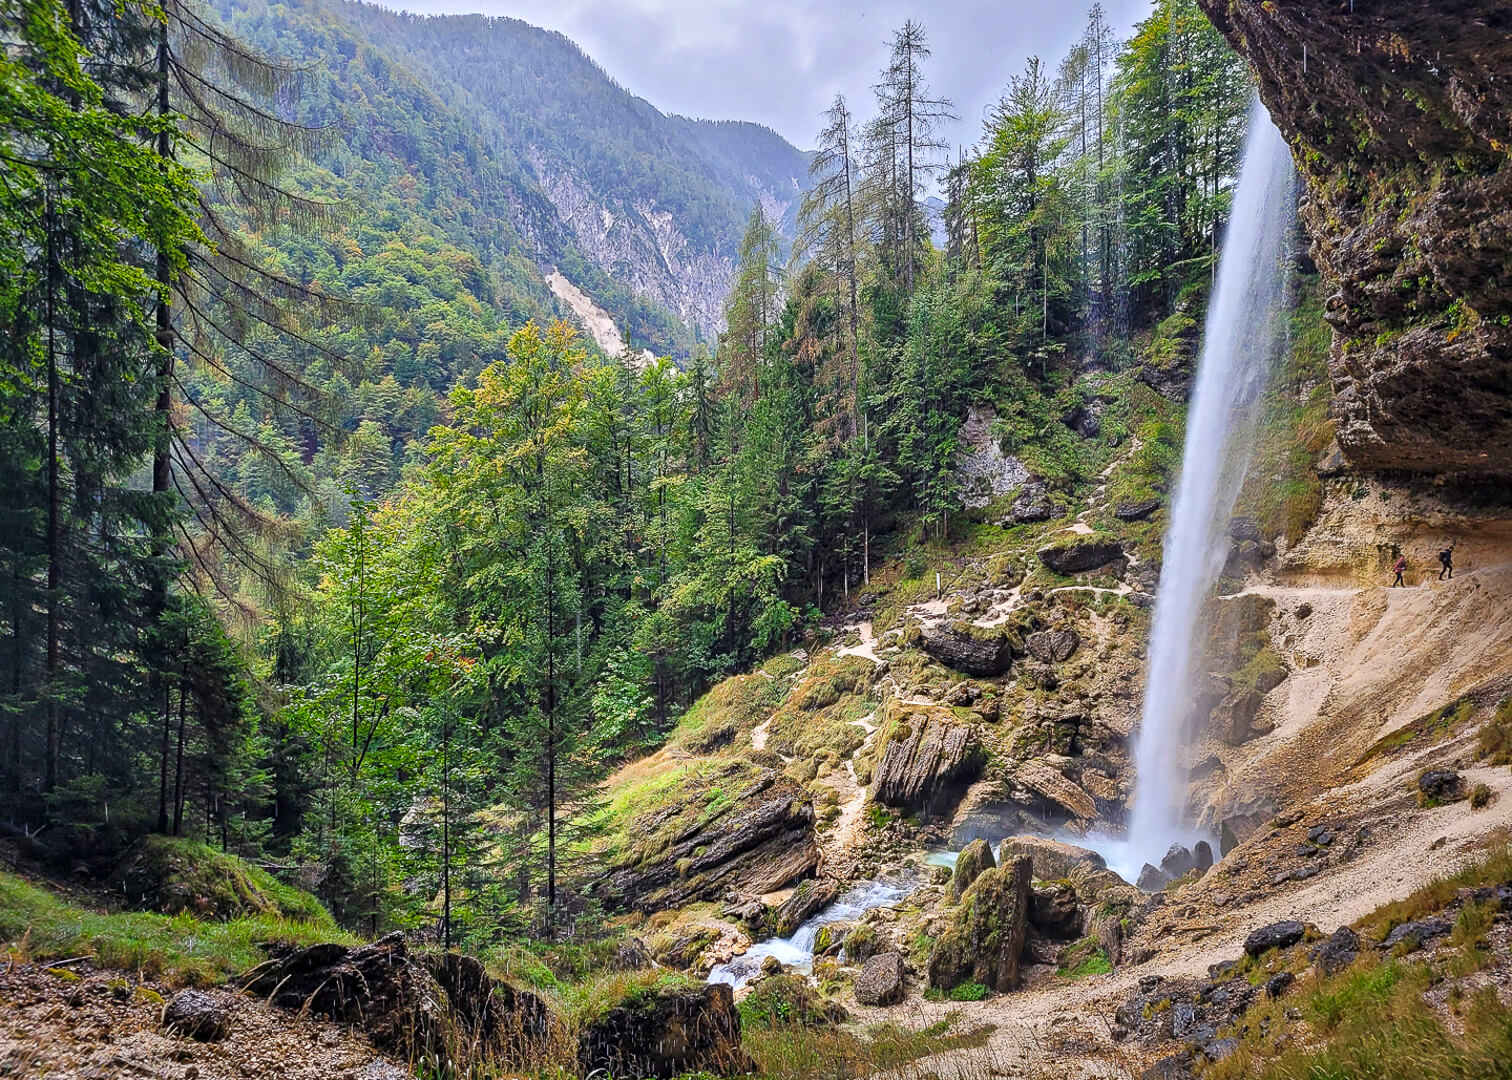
[385, 0, 1152, 150]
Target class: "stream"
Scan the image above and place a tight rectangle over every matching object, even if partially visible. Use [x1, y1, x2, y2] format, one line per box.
[707, 879, 912, 989]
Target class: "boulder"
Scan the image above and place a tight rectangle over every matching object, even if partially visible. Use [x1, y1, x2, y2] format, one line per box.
[1219, 814, 1261, 857]
[1312, 926, 1361, 976]
[1011, 761, 1098, 822]
[739, 974, 847, 1028]
[1418, 769, 1465, 803]
[1243, 920, 1307, 957]
[243, 934, 445, 1056]
[577, 983, 751, 1080]
[1114, 497, 1162, 521]
[919, 622, 1015, 677]
[1159, 844, 1199, 880]
[1029, 882, 1083, 940]
[1025, 628, 1080, 665]
[1382, 917, 1453, 951]
[927, 857, 1033, 993]
[161, 989, 232, 1042]
[1136, 863, 1172, 893]
[1192, 841, 1215, 874]
[870, 708, 984, 816]
[1063, 406, 1102, 439]
[1265, 972, 1295, 998]
[1003, 483, 1055, 525]
[600, 769, 819, 911]
[1037, 538, 1124, 575]
[774, 878, 838, 937]
[840, 923, 883, 963]
[854, 952, 908, 1006]
[423, 951, 555, 1059]
[998, 836, 1107, 882]
[946, 838, 996, 903]
[244, 937, 553, 1064]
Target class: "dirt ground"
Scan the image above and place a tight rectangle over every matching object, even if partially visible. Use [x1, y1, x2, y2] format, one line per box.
[0, 964, 399, 1080]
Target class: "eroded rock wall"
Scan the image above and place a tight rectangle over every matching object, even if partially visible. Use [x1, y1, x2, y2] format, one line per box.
[1198, 0, 1512, 477]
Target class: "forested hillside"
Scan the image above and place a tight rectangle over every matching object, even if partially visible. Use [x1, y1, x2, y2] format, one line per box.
[0, 0, 1253, 946]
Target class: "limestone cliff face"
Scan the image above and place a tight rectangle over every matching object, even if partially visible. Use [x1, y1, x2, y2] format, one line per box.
[1198, 0, 1512, 476]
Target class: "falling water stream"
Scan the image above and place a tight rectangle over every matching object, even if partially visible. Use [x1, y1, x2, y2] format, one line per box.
[1125, 97, 1298, 871]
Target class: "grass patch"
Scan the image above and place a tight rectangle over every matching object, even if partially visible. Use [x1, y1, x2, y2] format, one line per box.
[765, 654, 877, 761]
[668, 672, 788, 754]
[1357, 698, 1474, 766]
[1057, 937, 1113, 979]
[1476, 698, 1512, 765]
[0, 869, 348, 987]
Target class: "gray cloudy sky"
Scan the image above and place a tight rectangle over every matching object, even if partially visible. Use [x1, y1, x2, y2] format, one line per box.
[387, 0, 1154, 151]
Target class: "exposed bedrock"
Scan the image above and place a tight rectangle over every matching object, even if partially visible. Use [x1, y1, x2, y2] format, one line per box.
[601, 770, 819, 911]
[870, 706, 985, 817]
[1198, 0, 1512, 477]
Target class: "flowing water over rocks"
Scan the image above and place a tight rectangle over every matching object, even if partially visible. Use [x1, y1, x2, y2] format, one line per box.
[707, 879, 911, 990]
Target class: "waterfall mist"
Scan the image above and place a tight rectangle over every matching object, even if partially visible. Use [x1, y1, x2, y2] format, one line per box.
[1126, 97, 1298, 871]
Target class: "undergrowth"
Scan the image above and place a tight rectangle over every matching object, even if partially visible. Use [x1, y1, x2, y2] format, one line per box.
[0, 869, 347, 987]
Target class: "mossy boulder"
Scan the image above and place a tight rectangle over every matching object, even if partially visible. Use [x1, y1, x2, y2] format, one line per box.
[738, 974, 847, 1028]
[945, 838, 996, 903]
[919, 621, 1016, 677]
[841, 923, 882, 963]
[774, 878, 839, 937]
[870, 706, 984, 817]
[116, 836, 331, 926]
[1037, 537, 1124, 575]
[927, 856, 1033, 993]
[578, 981, 751, 1079]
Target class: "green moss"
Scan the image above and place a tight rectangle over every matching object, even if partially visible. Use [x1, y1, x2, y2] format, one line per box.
[0, 869, 349, 987]
[118, 836, 333, 927]
[1232, 277, 1334, 544]
[1057, 937, 1112, 979]
[948, 981, 990, 1001]
[669, 672, 787, 754]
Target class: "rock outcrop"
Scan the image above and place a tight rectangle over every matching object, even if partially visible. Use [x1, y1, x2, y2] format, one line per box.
[927, 856, 1033, 993]
[998, 836, 1107, 882]
[243, 934, 552, 1065]
[773, 878, 838, 936]
[946, 838, 996, 903]
[1198, 0, 1512, 477]
[602, 770, 819, 911]
[577, 982, 751, 1079]
[1037, 537, 1124, 575]
[919, 622, 1016, 677]
[871, 707, 984, 816]
[1025, 628, 1080, 665]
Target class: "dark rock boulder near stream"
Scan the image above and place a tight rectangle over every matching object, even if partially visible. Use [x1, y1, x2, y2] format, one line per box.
[577, 982, 752, 1080]
[1198, 0, 1512, 478]
[243, 933, 553, 1067]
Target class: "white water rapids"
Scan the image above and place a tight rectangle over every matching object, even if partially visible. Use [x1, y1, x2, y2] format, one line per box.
[707, 880, 910, 989]
[1125, 97, 1298, 872]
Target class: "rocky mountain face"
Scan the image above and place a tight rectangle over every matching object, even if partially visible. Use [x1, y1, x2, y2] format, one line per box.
[1198, 0, 1512, 477]
[332, 1, 811, 341]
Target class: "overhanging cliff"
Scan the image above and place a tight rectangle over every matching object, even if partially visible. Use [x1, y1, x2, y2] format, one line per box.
[1198, 0, 1512, 477]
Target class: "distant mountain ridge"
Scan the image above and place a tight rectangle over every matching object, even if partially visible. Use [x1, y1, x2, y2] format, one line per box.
[325, 1, 812, 340]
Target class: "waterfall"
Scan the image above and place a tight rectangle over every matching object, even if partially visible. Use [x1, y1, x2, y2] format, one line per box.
[1127, 97, 1297, 869]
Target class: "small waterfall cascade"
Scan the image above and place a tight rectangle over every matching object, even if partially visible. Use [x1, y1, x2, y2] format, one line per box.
[1127, 97, 1298, 869]
[707, 880, 909, 989]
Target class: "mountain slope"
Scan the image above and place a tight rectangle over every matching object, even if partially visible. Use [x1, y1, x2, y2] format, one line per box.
[324, 2, 812, 338]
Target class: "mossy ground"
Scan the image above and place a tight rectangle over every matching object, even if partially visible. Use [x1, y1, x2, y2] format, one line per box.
[0, 868, 346, 987]
[119, 835, 333, 926]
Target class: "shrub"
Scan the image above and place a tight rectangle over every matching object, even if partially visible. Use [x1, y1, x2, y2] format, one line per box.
[1470, 783, 1492, 809]
[948, 981, 990, 1001]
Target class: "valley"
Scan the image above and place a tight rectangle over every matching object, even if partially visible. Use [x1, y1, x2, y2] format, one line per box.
[2, 0, 1511, 1078]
